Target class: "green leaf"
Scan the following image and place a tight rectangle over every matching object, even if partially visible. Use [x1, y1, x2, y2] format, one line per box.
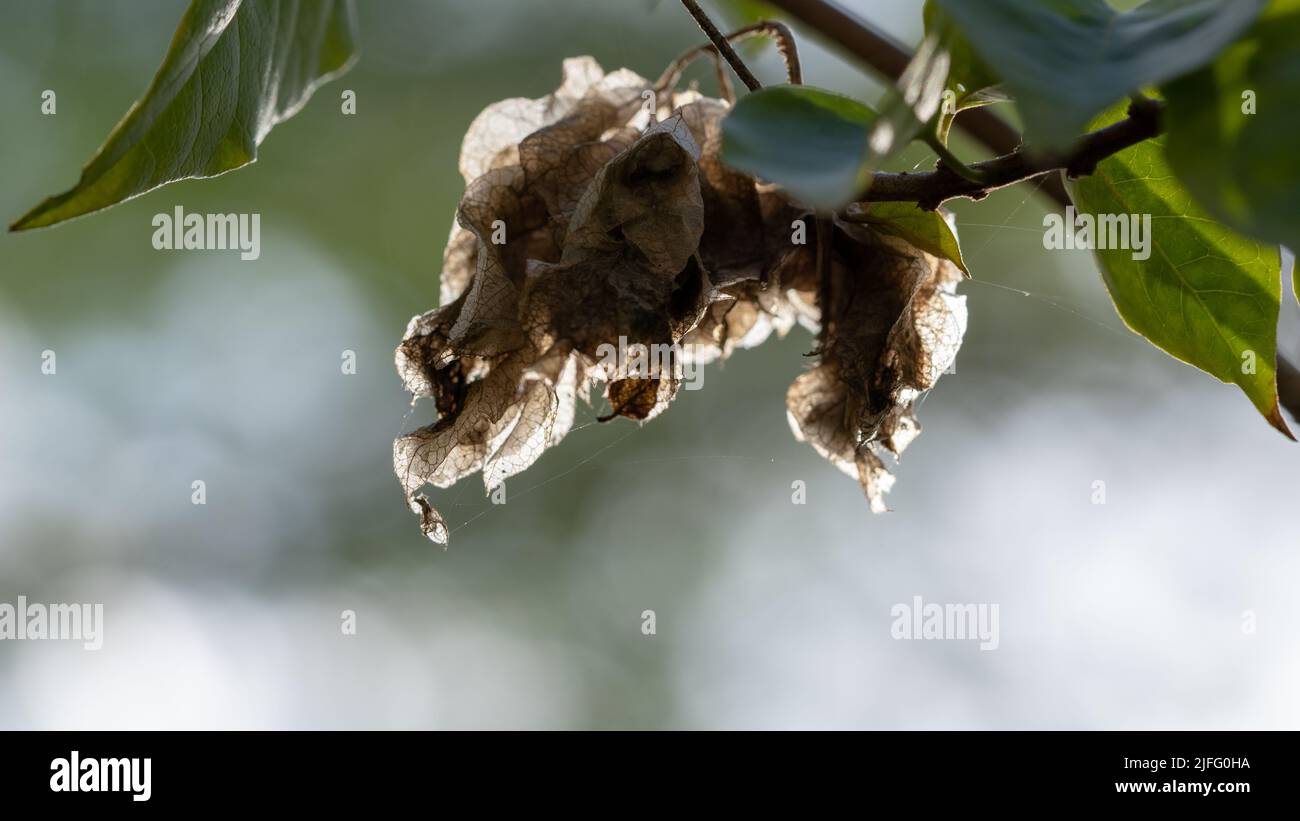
[957, 86, 1012, 111]
[1163, 0, 1300, 267]
[10, 0, 358, 231]
[843, 202, 969, 276]
[924, 0, 1014, 145]
[923, 0, 999, 107]
[1070, 101, 1293, 438]
[867, 34, 952, 160]
[721, 85, 875, 210]
[934, 0, 1267, 148]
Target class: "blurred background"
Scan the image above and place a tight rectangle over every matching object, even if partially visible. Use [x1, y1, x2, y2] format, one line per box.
[1, 0, 1297, 729]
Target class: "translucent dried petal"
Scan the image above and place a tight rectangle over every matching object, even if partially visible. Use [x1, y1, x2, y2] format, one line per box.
[395, 299, 464, 398]
[394, 54, 964, 544]
[602, 377, 680, 422]
[482, 377, 557, 492]
[676, 98, 769, 283]
[395, 355, 527, 494]
[785, 219, 966, 512]
[520, 113, 705, 360]
[458, 56, 606, 185]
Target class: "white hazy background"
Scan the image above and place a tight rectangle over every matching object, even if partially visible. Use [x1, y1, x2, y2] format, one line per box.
[1, 0, 1297, 729]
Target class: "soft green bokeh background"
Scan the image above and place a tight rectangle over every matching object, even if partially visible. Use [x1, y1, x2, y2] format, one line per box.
[1, 0, 1297, 728]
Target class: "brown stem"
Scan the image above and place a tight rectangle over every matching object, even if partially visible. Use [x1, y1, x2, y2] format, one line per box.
[856, 97, 1162, 210]
[654, 21, 803, 105]
[762, 20, 803, 85]
[677, 0, 763, 92]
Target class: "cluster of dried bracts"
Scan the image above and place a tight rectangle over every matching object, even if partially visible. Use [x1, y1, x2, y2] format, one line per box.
[394, 57, 966, 544]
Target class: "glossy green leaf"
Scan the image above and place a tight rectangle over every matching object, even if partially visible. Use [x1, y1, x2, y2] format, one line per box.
[957, 87, 1012, 110]
[923, 0, 999, 107]
[843, 202, 969, 276]
[1163, 0, 1300, 269]
[867, 34, 952, 161]
[934, 0, 1267, 148]
[721, 85, 875, 210]
[11, 0, 358, 231]
[1070, 102, 1292, 438]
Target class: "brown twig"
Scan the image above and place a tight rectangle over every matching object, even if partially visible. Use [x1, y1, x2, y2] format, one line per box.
[677, 0, 763, 92]
[860, 98, 1163, 210]
[654, 21, 803, 105]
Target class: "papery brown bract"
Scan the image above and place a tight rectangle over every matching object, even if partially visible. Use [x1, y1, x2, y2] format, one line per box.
[395, 60, 721, 544]
[394, 56, 967, 543]
[785, 219, 966, 512]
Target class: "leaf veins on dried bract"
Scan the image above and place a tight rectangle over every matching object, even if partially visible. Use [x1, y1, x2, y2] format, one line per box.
[394, 56, 967, 544]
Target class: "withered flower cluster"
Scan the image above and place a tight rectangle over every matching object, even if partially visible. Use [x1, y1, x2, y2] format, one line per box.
[394, 57, 966, 544]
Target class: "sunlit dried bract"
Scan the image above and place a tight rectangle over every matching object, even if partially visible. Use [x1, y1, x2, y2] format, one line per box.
[394, 56, 966, 543]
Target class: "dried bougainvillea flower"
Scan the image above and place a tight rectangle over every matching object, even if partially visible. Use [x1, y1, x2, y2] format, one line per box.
[785, 218, 966, 512]
[394, 60, 721, 544]
[394, 55, 966, 544]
